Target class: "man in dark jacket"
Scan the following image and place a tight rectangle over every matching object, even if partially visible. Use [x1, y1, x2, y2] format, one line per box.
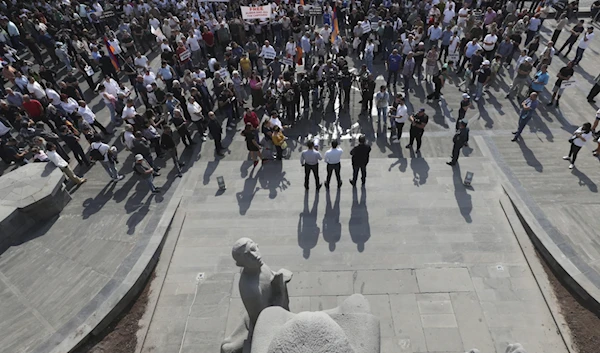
[349, 134, 371, 187]
[447, 120, 470, 166]
[131, 131, 160, 175]
[207, 111, 225, 156]
[160, 126, 185, 177]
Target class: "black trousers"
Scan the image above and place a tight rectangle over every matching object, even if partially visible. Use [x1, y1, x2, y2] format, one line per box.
[558, 37, 577, 55]
[326, 163, 341, 186]
[304, 164, 320, 187]
[351, 164, 367, 184]
[387, 70, 399, 86]
[395, 122, 405, 138]
[92, 119, 108, 134]
[66, 141, 90, 166]
[551, 29, 561, 45]
[569, 143, 582, 163]
[588, 83, 600, 101]
[409, 126, 425, 150]
[451, 143, 462, 163]
[177, 126, 193, 146]
[214, 135, 223, 152]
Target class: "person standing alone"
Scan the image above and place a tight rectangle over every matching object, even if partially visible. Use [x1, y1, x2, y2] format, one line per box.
[406, 108, 429, 153]
[300, 140, 323, 190]
[447, 120, 470, 166]
[324, 140, 343, 189]
[349, 135, 371, 187]
[511, 92, 539, 142]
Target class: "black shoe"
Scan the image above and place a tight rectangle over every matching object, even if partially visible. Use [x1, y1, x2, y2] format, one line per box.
[179, 162, 186, 166]
[338, 182, 342, 188]
[446, 161, 455, 166]
[505, 94, 510, 99]
[325, 183, 330, 189]
[153, 172, 161, 176]
[349, 179, 356, 187]
[304, 185, 309, 190]
[556, 101, 560, 107]
[546, 102, 554, 106]
[511, 137, 517, 142]
[405, 144, 412, 149]
[316, 183, 322, 191]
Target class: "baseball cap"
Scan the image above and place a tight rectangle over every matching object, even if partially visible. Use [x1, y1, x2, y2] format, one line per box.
[462, 93, 470, 99]
[482, 60, 490, 65]
[418, 108, 425, 112]
[146, 84, 153, 91]
[525, 57, 533, 62]
[135, 154, 144, 161]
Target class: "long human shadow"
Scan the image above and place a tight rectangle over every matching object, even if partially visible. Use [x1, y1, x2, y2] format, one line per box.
[388, 144, 408, 173]
[81, 182, 117, 219]
[349, 186, 370, 252]
[452, 163, 473, 223]
[572, 168, 598, 193]
[409, 149, 429, 186]
[516, 139, 544, 173]
[257, 161, 290, 199]
[298, 191, 320, 259]
[322, 188, 341, 251]
[236, 166, 260, 215]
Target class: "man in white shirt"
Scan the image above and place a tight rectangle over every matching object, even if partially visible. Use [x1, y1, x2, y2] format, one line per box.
[123, 124, 136, 150]
[90, 135, 124, 181]
[457, 4, 469, 27]
[324, 139, 343, 189]
[482, 30, 498, 60]
[320, 25, 332, 44]
[393, 95, 408, 141]
[186, 31, 202, 64]
[442, 3, 456, 28]
[574, 27, 595, 66]
[186, 96, 206, 141]
[45, 87, 61, 106]
[102, 76, 120, 96]
[46, 141, 87, 185]
[27, 77, 46, 101]
[143, 70, 157, 86]
[122, 99, 137, 125]
[134, 52, 149, 69]
[78, 100, 110, 135]
[259, 40, 276, 63]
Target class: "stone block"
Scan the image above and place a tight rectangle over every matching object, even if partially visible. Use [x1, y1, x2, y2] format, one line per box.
[423, 327, 463, 352]
[416, 268, 474, 292]
[287, 271, 354, 296]
[389, 294, 427, 352]
[354, 270, 418, 295]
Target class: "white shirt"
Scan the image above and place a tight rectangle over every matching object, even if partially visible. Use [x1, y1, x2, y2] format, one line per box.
[0, 119, 10, 136]
[143, 72, 157, 86]
[46, 88, 61, 105]
[61, 98, 79, 114]
[78, 105, 96, 124]
[27, 82, 46, 100]
[187, 102, 203, 121]
[443, 7, 455, 23]
[457, 8, 469, 25]
[103, 78, 119, 96]
[320, 28, 332, 41]
[46, 150, 68, 168]
[107, 39, 122, 54]
[193, 70, 207, 80]
[160, 43, 173, 52]
[259, 45, 276, 58]
[394, 104, 408, 123]
[285, 41, 297, 56]
[122, 105, 137, 122]
[578, 32, 595, 49]
[187, 35, 201, 51]
[269, 117, 283, 129]
[134, 55, 149, 68]
[448, 36, 459, 53]
[324, 147, 343, 164]
[90, 142, 110, 161]
[482, 34, 497, 52]
[572, 127, 593, 147]
[123, 131, 135, 149]
[149, 17, 160, 29]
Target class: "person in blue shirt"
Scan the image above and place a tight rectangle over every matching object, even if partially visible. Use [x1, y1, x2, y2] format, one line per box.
[439, 28, 453, 62]
[528, 64, 549, 95]
[512, 92, 539, 141]
[386, 49, 402, 87]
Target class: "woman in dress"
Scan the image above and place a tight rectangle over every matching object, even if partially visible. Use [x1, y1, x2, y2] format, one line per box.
[232, 71, 248, 103]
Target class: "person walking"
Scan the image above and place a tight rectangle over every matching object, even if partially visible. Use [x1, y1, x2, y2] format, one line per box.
[133, 154, 161, 194]
[375, 85, 390, 125]
[89, 134, 124, 181]
[563, 123, 593, 169]
[349, 135, 371, 187]
[58, 125, 90, 167]
[160, 126, 185, 177]
[207, 111, 225, 156]
[511, 93, 540, 141]
[557, 20, 585, 57]
[474, 60, 491, 102]
[447, 120, 470, 166]
[131, 132, 161, 175]
[402, 52, 415, 92]
[573, 27, 595, 66]
[406, 108, 429, 153]
[324, 140, 343, 189]
[300, 139, 322, 190]
[46, 142, 87, 185]
[392, 94, 408, 142]
[171, 109, 194, 147]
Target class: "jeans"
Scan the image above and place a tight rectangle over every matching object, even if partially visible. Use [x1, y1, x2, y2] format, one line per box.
[106, 101, 118, 124]
[573, 47, 585, 65]
[475, 81, 484, 99]
[513, 114, 533, 139]
[143, 175, 157, 192]
[377, 106, 388, 123]
[387, 70, 398, 86]
[351, 164, 367, 184]
[365, 53, 373, 73]
[304, 164, 320, 188]
[101, 160, 119, 179]
[326, 163, 341, 186]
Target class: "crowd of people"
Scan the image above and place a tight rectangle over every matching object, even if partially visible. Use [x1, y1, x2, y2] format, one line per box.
[0, 0, 598, 193]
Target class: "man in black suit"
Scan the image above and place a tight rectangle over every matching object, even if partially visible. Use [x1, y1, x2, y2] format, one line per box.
[349, 134, 372, 187]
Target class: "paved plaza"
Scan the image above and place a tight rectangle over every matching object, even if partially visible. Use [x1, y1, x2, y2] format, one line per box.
[3, 15, 600, 353]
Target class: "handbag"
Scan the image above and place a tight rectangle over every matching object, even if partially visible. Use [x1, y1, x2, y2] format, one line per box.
[281, 141, 288, 150]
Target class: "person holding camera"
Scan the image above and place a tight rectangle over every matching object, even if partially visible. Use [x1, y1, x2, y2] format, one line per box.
[89, 134, 124, 181]
[563, 122, 593, 169]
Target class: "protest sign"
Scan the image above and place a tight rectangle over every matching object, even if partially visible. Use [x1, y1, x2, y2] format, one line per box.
[261, 46, 276, 60]
[361, 21, 371, 33]
[241, 5, 272, 20]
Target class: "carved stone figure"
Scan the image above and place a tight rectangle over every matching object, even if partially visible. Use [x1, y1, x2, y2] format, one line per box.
[221, 238, 293, 353]
[250, 294, 380, 353]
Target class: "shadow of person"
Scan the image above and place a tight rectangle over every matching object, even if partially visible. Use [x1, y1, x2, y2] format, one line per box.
[81, 182, 117, 219]
[516, 139, 543, 173]
[409, 149, 429, 186]
[126, 194, 155, 235]
[452, 164, 473, 223]
[297, 191, 320, 258]
[349, 186, 370, 252]
[322, 188, 342, 251]
[237, 167, 261, 215]
[203, 158, 220, 185]
[258, 162, 290, 199]
[572, 168, 598, 193]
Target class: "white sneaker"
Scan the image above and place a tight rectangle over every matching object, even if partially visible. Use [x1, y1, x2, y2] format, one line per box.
[202, 136, 207, 141]
[562, 156, 570, 160]
[569, 164, 574, 169]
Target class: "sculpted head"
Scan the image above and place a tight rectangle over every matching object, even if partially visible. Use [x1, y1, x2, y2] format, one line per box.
[232, 238, 263, 270]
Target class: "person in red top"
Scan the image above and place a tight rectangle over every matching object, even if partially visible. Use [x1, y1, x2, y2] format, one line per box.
[176, 41, 191, 69]
[22, 94, 44, 120]
[243, 107, 259, 128]
[202, 26, 215, 57]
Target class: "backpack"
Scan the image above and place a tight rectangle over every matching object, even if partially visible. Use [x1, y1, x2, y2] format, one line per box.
[89, 146, 104, 161]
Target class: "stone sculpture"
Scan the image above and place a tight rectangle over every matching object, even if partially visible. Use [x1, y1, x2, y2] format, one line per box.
[250, 294, 380, 353]
[505, 343, 527, 353]
[221, 238, 293, 353]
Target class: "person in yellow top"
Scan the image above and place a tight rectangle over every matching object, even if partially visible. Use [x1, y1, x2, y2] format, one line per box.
[271, 126, 287, 160]
[240, 53, 252, 81]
